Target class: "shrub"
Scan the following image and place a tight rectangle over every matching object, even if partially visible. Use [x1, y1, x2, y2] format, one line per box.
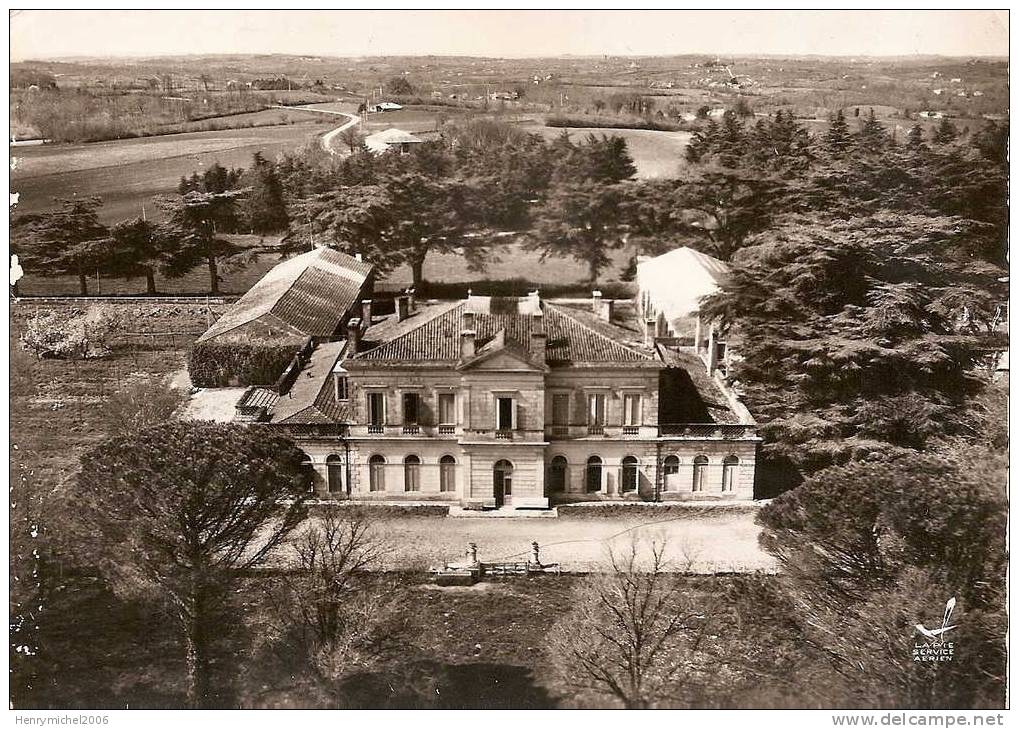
[187, 340, 301, 388]
[20, 305, 123, 359]
[103, 376, 187, 439]
[545, 114, 689, 132]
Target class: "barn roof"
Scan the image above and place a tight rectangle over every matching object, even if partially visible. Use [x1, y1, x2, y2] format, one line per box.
[196, 247, 372, 344]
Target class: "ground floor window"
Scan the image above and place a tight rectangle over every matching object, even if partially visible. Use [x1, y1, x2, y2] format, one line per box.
[326, 454, 344, 493]
[404, 455, 421, 492]
[548, 456, 568, 493]
[369, 455, 386, 491]
[586, 455, 603, 492]
[440, 455, 456, 492]
[692, 455, 708, 492]
[722, 455, 739, 492]
[622, 456, 639, 492]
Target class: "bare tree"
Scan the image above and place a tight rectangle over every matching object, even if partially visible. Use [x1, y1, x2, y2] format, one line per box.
[546, 537, 713, 708]
[337, 125, 366, 154]
[249, 507, 409, 703]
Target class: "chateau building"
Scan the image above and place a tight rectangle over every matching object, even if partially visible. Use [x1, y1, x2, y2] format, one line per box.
[190, 248, 761, 508]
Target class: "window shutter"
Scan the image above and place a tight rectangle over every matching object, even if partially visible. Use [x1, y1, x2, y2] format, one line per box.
[573, 390, 585, 425]
[419, 393, 433, 426]
[514, 399, 521, 430]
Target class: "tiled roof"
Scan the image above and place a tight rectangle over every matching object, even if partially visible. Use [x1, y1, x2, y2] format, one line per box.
[269, 341, 352, 424]
[197, 247, 372, 344]
[351, 298, 658, 367]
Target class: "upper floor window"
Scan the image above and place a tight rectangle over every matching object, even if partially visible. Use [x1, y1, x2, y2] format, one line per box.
[552, 393, 570, 426]
[587, 393, 606, 426]
[623, 394, 642, 426]
[334, 375, 348, 401]
[403, 392, 420, 424]
[438, 392, 456, 425]
[367, 392, 385, 426]
[497, 396, 514, 431]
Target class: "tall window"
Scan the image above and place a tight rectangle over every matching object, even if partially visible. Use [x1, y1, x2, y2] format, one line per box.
[548, 455, 568, 493]
[438, 393, 456, 424]
[402, 392, 420, 424]
[326, 454, 343, 494]
[692, 455, 708, 492]
[587, 394, 606, 426]
[623, 394, 642, 426]
[440, 455, 456, 492]
[622, 456, 639, 492]
[368, 455, 386, 491]
[663, 455, 680, 491]
[552, 393, 570, 425]
[334, 375, 348, 401]
[367, 392, 385, 426]
[586, 455, 603, 492]
[497, 396, 514, 431]
[722, 455, 739, 493]
[404, 455, 421, 492]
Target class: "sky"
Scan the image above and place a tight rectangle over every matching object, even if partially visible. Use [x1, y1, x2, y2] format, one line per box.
[9, 9, 1009, 62]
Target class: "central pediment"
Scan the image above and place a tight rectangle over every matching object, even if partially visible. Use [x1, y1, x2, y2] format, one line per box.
[456, 329, 548, 372]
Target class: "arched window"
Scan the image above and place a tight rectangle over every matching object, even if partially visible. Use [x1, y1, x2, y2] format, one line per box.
[586, 455, 603, 493]
[326, 454, 344, 494]
[722, 455, 739, 493]
[548, 456, 568, 494]
[663, 455, 680, 492]
[440, 455, 456, 493]
[692, 455, 708, 492]
[369, 455, 386, 492]
[622, 456, 639, 492]
[404, 455, 421, 492]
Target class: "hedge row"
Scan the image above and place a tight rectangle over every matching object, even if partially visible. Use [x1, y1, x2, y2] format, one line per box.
[545, 114, 690, 132]
[187, 341, 301, 388]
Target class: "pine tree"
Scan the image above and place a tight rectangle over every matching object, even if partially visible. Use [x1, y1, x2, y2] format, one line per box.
[854, 108, 888, 155]
[906, 124, 925, 149]
[15, 197, 109, 295]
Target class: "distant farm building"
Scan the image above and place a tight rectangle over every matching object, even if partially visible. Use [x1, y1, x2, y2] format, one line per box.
[368, 101, 403, 113]
[364, 128, 423, 155]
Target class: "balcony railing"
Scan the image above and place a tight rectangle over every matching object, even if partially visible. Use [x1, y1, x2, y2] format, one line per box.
[402, 424, 420, 435]
[438, 424, 456, 435]
[587, 424, 605, 436]
[659, 423, 757, 439]
[495, 430, 513, 440]
[367, 424, 384, 434]
[550, 425, 570, 437]
[622, 425, 640, 436]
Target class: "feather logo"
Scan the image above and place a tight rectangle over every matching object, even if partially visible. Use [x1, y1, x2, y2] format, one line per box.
[915, 597, 957, 643]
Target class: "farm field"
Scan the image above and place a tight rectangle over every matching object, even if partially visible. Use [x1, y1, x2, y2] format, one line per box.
[526, 124, 692, 179]
[10, 120, 335, 222]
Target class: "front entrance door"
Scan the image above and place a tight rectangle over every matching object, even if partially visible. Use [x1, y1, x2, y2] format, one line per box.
[493, 460, 513, 507]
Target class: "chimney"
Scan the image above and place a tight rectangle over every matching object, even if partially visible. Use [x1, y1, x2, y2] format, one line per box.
[396, 295, 409, 322]
[406, 287, 416, 312]
[354, 252, 363, 262]
[346, 317, 362, 354]
[460, 330, 476, 359]
[361, 299, 373, 326]
[462, 310, 476, 331]
[530, 331, 548, 362]
[601, 299, 614, 323]
[591, 290, 603, 315]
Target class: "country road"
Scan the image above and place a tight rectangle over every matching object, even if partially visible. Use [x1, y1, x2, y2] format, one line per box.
[270, 104, 360, 154]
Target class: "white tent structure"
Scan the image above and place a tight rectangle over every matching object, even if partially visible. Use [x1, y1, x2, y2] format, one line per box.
[636, 246, 731, 373]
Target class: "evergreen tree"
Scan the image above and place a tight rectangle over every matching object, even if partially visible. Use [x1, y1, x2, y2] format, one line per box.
[14, 197, 109, 295]
[244, 152, 289, 235]
[854, 108, 888, 155]
[156, 190, 245, 295]
[932, 117, 959, 145]
[823, 109, 852, 158]
[906, 123, 925, 150]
